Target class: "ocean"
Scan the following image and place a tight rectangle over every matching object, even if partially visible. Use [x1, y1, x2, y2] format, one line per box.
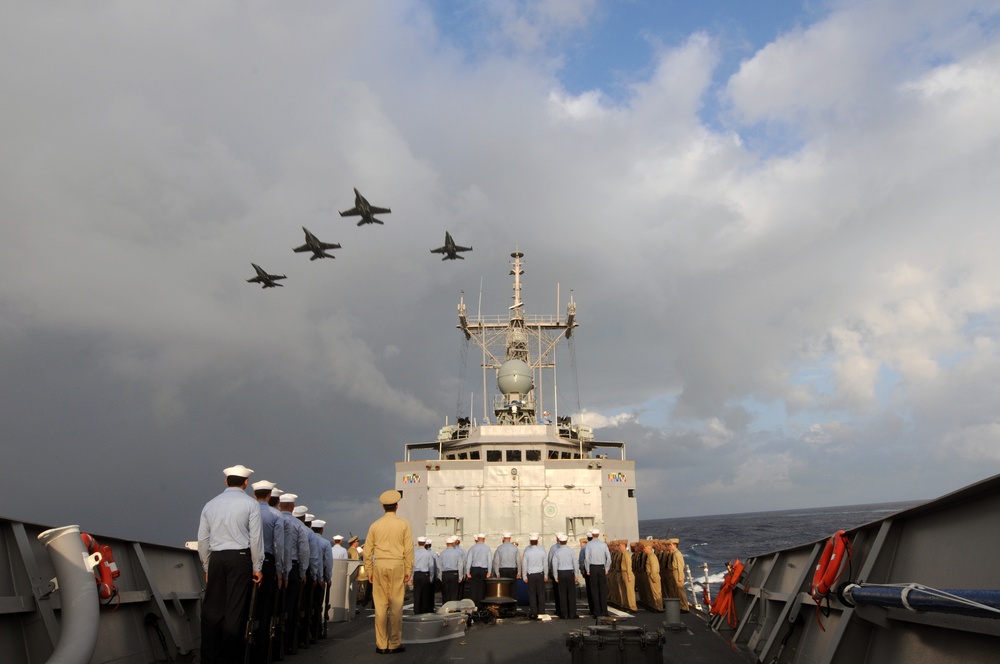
[639, 500, 922, 598]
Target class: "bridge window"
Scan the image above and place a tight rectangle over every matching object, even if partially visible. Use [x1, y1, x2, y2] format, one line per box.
[548, 450, 559, 459]
[526, 450, 541, 462]
[506, 450, 521, 462]
[561, 452, 571, 459]
[486, 450, 502, 462]
[470, 451, 480, 460]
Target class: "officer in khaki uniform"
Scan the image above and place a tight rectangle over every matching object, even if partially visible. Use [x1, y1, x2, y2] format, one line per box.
[364, 490, 414, 654]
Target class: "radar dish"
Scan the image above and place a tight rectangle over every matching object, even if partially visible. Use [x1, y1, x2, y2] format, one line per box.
[497, 359, 533, 395]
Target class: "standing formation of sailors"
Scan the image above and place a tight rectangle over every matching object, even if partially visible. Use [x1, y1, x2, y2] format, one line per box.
[197, 464, 341, 664]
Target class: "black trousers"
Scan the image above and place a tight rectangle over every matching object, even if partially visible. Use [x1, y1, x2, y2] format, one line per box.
[412, 571, 433, 614]
[526, 573, 545, 618]
[588, 565, 609, 617]
[441, 570, 460, 603]
[468, 566, 488, 606]
[283, 563, 302, 653]
[201, 549, 252, 664]
[551, 574, 561, 616]
[557, 569, 577, 618]
[498, 567, 517, 580]
[248, 556, 276, 664]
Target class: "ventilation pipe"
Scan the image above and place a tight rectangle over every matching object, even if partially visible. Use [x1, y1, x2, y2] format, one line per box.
[38, 525, 100, 664]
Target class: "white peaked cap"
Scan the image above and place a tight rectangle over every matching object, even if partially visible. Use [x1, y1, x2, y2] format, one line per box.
[476, 533, 485, 539]
[251, 480, 276, 491]
[590, 528, 600, 535]
[279, 493, 298, 503]
[417, 536, 426, 543]
[313, 520, 326, 529]
[425, 539, 433, 545]
[446, 535, 457, 544]
[224, 464, 253, 478]
[332, 533, 342, 539]
[558, 534, 568, 542]
[529, 532, 539, 540]
[271, 488, 283, 497]
[502, 532, 512, 538]
[292, 506, 308, 517]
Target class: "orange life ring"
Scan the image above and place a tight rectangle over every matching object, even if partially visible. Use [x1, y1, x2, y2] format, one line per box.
[81, 533, 120, 601]
[811, 531, 849, 600]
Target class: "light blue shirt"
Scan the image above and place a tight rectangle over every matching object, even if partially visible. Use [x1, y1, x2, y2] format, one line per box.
[259, 503, 285, 575]
[307, 529, 322, 579]
[198, 487, 263, 573]
[465, 541, 492, 574]
[492, 542, 522, 577]
[414, 547, 436, 574]
[521, 544, 547, 580]
[280, 511, 311, 577]
[331, 543, 348, 560]
[584, 539, 611, 572]
[438, 546, 464, 579]
[553, 545, 577, 573]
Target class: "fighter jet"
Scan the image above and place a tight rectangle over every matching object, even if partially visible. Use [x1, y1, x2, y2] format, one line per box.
[246, 263, 287, 288]
[430, 231, 473, 260]
[339, 188, 391, 226]
[293, 227, 341, 260]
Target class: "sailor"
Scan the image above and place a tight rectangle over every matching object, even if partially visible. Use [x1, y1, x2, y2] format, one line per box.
[364, 489, 414, 654]
[492, 532, 521, 580]
[299, 512, 321, 647]
[278, 496, 310, 655]
[412, 536, 435, 614]
[453, 536, 467, 599]
[438, 536, 464, 603]
[331, 535, 348, 560]
[642, 541, 664, 612]
[248, 480, 284, 664]
[310, 519, 333, 638]
[540, 410, 551, 424]
[521, 533, 547, 619]
[547, 534, 562, 618]
[347, 535, 371, 613]
[197, 464, 264, 664]
[425, 538, 441, 607]
[584, 528, 612, 617]
[268, 487, 282, 509]
[664, 538, 690, 612]
[552, 533, 578, 619]
[579, 535, 593, 616]
[465, 533, 492, 607]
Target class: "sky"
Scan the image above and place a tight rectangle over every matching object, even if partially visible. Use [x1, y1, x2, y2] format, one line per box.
[3, 0, 1000, 548]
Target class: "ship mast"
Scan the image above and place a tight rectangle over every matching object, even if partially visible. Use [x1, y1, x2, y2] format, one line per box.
[457, 251, 578, 424]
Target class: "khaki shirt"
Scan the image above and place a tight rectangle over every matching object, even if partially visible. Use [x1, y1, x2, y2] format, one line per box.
[363, 511, 414, 577]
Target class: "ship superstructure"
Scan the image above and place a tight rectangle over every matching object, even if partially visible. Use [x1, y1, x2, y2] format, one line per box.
[395, 251, 639, 548]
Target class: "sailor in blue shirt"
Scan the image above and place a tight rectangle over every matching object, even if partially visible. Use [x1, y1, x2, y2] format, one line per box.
[492, 532, 522, 579]
[551, 534, 579, 618]
[197, 464, 264, 664]
[278, 496, 311, 656]
[548, 535, 563, 617]
[310, 519, 334, 639]
[453, 537, 468, 599]
[412, 536, 436, 614]
[301, 514, 322, 647]
[249, 479, 284, 663]
[331, 535, 348, 560]
[584, 528, 612, 617]
[438, 536, 464, 603]
[521, 533, 547, 619]
[465, 533, 492, 607]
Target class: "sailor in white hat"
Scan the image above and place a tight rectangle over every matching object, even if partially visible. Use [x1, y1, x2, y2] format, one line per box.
[584, 527, 612, 617]
[412, 536, 436, 614]
[465, 533, 492, 608]
[197, 464, 264, 662]
[277, 493, 311, 655]
[364, 489, 413, 653]
[521, 532, 547, 619]
[249, 479, 284, 660]
[308, 519, 334, 639]
[552, 533, 579, 618]
[439, 536, 463, 603]
[298, 512, 323, 646]
[331, 533, 348, 560]
[492, 531, 521, 580]
[548, 533, 568, 618]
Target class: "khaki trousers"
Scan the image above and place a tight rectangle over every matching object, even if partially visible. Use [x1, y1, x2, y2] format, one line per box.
[372, 561, 405, 650]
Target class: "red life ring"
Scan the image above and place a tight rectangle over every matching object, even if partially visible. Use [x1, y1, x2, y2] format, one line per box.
[811, 531, 849, 600]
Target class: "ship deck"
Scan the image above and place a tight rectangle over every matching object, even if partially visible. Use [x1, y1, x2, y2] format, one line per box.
[292, 602, 749, 664]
